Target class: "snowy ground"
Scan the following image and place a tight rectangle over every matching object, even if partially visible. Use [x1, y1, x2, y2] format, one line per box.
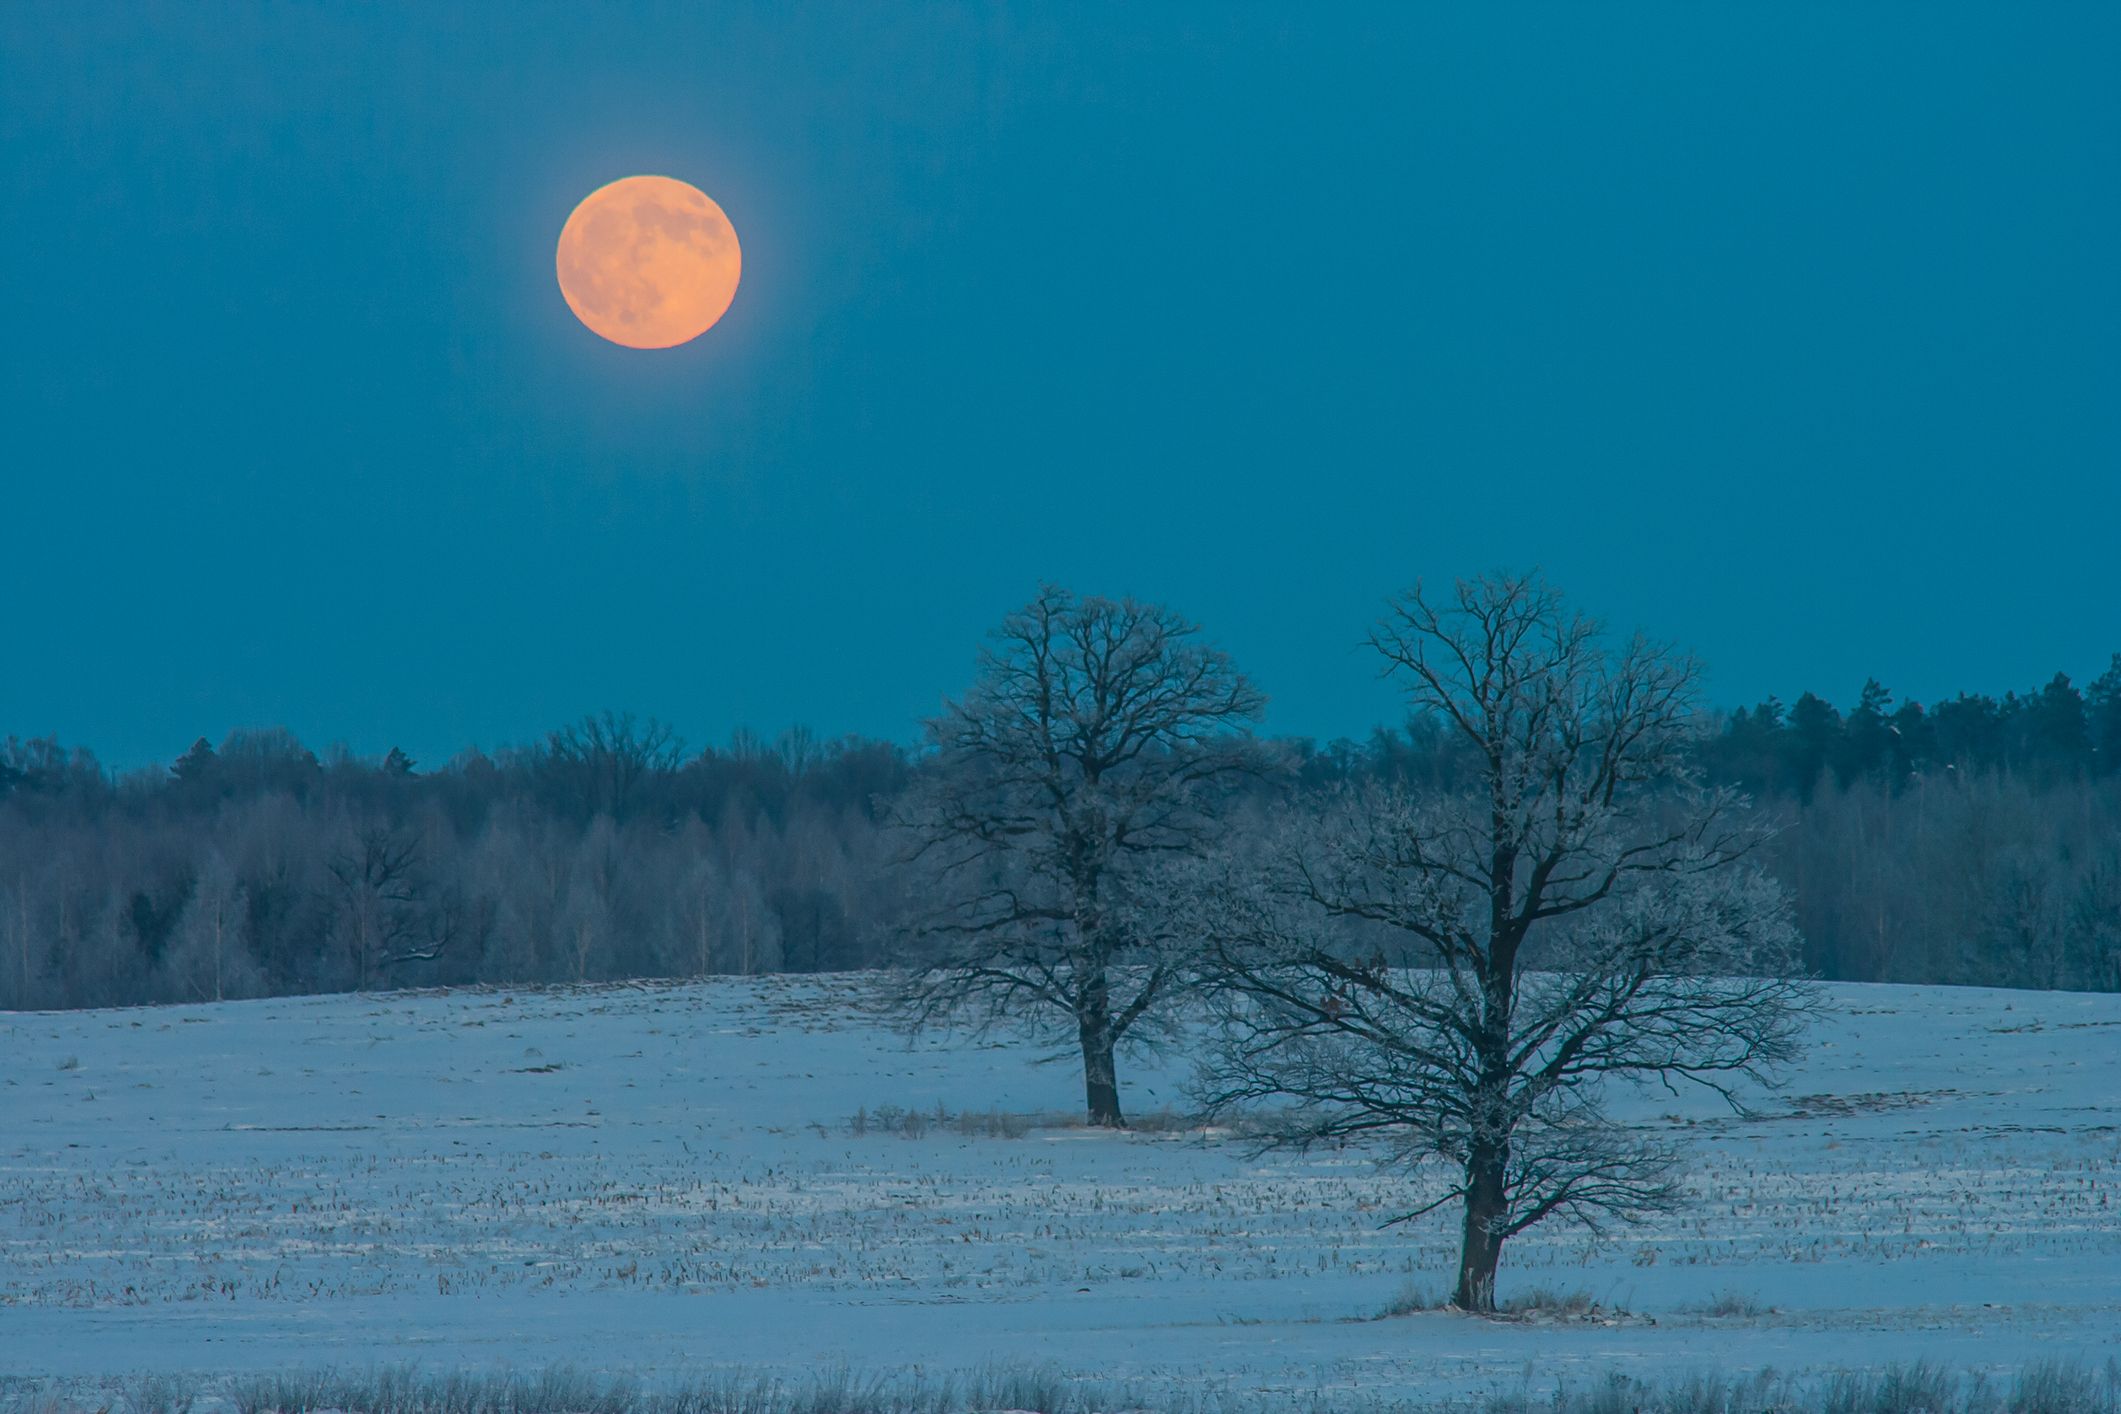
[2, 975, 2116, 1403]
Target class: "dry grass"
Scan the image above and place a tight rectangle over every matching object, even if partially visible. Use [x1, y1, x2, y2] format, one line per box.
[845, 1103, 1035, 1139]
[841, 1103, 1208, 1140]
[1674, 1287, 1770, 1318]
[1372, 1280, 1447, 1318]
[4, 1361, 2116, 1414]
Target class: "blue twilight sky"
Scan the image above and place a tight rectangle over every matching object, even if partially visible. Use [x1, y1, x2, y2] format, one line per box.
[3, 5, 2117, 770]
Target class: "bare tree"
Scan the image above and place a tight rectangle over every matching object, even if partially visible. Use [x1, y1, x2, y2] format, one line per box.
[562, 815, 622, 982]
[897, 585, 1269, 1126]
[540, 712, 685, 821]
[326, 821, 455, 987]
[0, 854, 52, 1010]
[662, 821, 728, 978]
[1190, 573, 1811, 1310]
[164, 850, 251, 1003]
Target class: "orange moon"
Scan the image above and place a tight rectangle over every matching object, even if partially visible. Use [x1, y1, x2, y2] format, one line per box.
[555, 176, 741, 349]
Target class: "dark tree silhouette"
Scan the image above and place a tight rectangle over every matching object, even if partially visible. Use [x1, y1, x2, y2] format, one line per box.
[539, 712, 685, 821]
[1192, 573, 1812, 1311]
[896, 585, 1270, 1126]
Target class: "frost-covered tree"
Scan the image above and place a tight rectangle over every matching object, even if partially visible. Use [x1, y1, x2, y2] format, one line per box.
[1191, 573, 1812, 1310]
[897, 585, 1269, 1126]
[660, 821, 729, 978]
[162, 850, 254, 1003]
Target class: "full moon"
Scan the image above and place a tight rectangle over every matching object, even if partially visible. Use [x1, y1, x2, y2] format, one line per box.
[555, 175, 741, 349]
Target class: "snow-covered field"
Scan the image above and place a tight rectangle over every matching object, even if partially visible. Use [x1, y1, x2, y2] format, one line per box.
[2, 976, 2116, 1402]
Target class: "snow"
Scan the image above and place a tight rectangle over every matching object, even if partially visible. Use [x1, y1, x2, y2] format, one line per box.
[2, 976, 2116, 1401]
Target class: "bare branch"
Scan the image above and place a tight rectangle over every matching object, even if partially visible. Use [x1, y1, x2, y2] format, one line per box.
[1190, 570, 1814, 1311]
[890, 586, 1272, 1126]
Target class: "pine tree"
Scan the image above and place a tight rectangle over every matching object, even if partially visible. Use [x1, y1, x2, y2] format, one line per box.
[2029, 672, 2090, 778]
[1786, 693, 1843, 801]
[1839, 680, 1895, 787]
[171, 736, 218, 788]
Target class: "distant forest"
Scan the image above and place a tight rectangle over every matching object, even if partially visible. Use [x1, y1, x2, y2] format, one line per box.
[5, 658, 2121, 1011]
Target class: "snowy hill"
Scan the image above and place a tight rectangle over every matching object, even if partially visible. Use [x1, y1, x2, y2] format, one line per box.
[2, 976, 2116, 1401]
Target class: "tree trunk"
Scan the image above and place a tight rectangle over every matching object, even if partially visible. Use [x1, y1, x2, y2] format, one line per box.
[1079, 1023, 1125, 1127]
[1075, 957, 1127, 1127]
[1453, 1144, 1509, 1312]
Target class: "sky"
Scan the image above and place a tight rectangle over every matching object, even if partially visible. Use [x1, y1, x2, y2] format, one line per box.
[3, 5, 2117, 770]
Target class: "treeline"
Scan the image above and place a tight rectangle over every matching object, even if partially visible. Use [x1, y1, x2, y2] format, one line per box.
[1700, 665, 2121, 992]
[1701, 669, 2121, 800]
[3, 659, 2119, 1011]
[0, 717, 913, 1010]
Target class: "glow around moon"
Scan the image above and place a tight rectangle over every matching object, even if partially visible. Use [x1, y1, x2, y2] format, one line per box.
[555, 176, 741, 349]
